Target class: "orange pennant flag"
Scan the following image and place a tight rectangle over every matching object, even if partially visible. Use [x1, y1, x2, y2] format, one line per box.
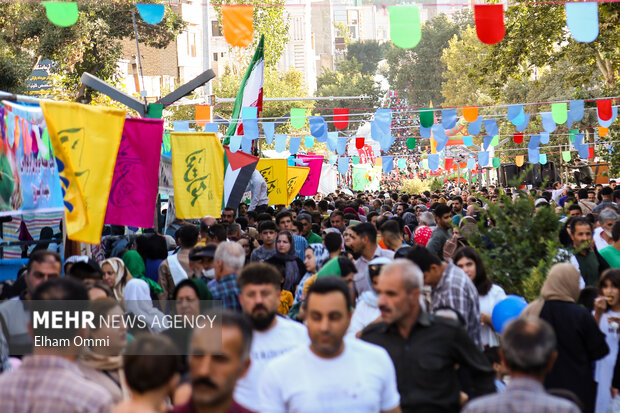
[462, 107, 478, 122]
[195, 105, 211, 127]
[222, 5, 254, 47]
[599, 127, 609, 137]
[515, 155, 524, 167]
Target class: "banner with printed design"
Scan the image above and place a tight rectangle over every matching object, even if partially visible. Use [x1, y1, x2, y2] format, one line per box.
[286, 166, 310, 205]
[297, 155, 323, 196]
[171, 132, 224, 219]
[104, 118, 164, 228]
[0, 102, 64, 217]
[256, 158, 287, 205]
[41, 101, 125, 244]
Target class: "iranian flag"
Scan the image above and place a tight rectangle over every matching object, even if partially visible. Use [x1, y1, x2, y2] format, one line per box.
[223, 35, 264, 209]
[225, 35, 264, 138]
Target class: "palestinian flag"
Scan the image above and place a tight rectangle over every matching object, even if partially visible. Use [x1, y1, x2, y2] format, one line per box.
[224, 146, 259, 209]
[223, 36, 264, 210]
[225, 35, 264, 139]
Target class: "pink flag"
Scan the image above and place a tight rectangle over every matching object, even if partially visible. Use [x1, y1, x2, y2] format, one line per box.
[298, 155, 324, 196]
[104, 118, 164, 228]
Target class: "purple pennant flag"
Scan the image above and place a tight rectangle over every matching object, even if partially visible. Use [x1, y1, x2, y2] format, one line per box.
[105, 118, 164, 228]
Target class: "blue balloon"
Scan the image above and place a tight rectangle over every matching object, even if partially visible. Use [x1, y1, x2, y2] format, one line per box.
[491, 295, 528, 333]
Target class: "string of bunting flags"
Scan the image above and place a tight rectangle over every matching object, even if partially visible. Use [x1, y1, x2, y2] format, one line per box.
[173, 96, 617, 177]
[42, 1, 605, 47]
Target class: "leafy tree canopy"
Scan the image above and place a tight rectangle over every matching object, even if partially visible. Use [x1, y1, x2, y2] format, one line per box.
[315, 58, 383, 110]
[383, 11, 472, 107]
[0, 1, 185, 101]
[345, 40, 390, 75]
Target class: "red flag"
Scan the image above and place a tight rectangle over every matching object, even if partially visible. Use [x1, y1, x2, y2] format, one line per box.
[588, 147, 594, 159]
[356, 137, 365, 149]
[445, 158, 454, 170]
[334, 108, 349, 130]
[597, 99, 612, 121]
[513, 133, 524, 144]
[475, 5, 505, 45]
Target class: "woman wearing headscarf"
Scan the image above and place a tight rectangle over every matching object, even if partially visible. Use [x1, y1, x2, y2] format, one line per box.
[294, 244, 330, 306]
[100, 258, 133, 301]
[522, 263, 609, 413]
[121, 250, 163, 298]
[265, 231, 306, 294]
[123, 278, 167, 334]
[78, 299, 129, 403]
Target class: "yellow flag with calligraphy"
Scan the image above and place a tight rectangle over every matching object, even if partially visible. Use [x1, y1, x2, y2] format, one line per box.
[256, 159, 287, 205]
[41, 101, 125, 244]
[287, 166, 309, 205]
[171, 132, 224, 219]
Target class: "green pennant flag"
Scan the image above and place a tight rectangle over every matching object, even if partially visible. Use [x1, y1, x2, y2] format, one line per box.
[406, 137, 416, 149]
[562, 151, 572, 162]
[419, 109, 434, 128]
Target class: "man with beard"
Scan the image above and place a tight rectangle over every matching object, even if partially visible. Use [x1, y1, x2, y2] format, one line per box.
[172, 311, 254, 413]
[234, 263, 309, 409]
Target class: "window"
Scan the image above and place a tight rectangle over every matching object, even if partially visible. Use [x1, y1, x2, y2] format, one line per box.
[212, 21, 222, 37]
[213, 52, 218, 62]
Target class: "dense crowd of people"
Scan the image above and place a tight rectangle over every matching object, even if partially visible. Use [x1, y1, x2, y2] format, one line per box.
[1, 178, 620, 413]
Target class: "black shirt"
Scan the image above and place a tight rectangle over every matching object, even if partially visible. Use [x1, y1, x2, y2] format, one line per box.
[360, 311, 495, 413]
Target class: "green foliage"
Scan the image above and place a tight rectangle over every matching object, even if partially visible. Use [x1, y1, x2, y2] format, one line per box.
[334, 22, 351, 46]
[214, 66, 310, 134]
[384, 11, 472, 107]
[345, 40, 389, 75]
[0, 1, 185, 101]
[400, 177, 430, 195]
[465, 183, 566, 299]
[430, 177, 443, 192]
[213, 0, 289, 67]
[483, 2, 620, 94]
[315, 58, 383, 109]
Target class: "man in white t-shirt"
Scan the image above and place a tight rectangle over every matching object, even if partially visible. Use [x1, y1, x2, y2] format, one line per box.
[258, 276, 401, 413]
[234, 262, 309, 409]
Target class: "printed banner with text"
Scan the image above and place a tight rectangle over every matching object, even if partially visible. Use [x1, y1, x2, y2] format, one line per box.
[256, 158, 287, 205]
[297, 155, 323, 196]
[171, 132, 224, 219]
[41, 101, 125, 244]
[105, 118, 164, 228]
[286, 166, 310, 205]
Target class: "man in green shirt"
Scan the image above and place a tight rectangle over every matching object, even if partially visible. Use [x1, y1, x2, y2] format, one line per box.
[299, 214, 322, 244]
[569, 217, 610, 286]
[600, 221, 620, 268]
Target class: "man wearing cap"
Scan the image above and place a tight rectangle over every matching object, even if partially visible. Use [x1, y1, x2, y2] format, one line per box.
[189, 244, 217, 282]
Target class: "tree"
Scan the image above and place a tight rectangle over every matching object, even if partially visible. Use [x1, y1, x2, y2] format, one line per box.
[466, 186, 568, 301]
[483, 2, 620, 94]
[345, 40, 389, 75]
[213, 0, 289, 68]
[0, 1, 185, 101]
[383, 11, 472, 107]
[440, 23, 607, 170]
[314, 58, 383, 110]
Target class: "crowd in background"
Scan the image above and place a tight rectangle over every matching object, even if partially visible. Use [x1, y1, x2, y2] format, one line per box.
[0, 178, 620, 412]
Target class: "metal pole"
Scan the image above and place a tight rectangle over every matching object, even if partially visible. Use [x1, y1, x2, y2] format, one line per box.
[202, 0, 212, 96]
[132, 10, 148, 106]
